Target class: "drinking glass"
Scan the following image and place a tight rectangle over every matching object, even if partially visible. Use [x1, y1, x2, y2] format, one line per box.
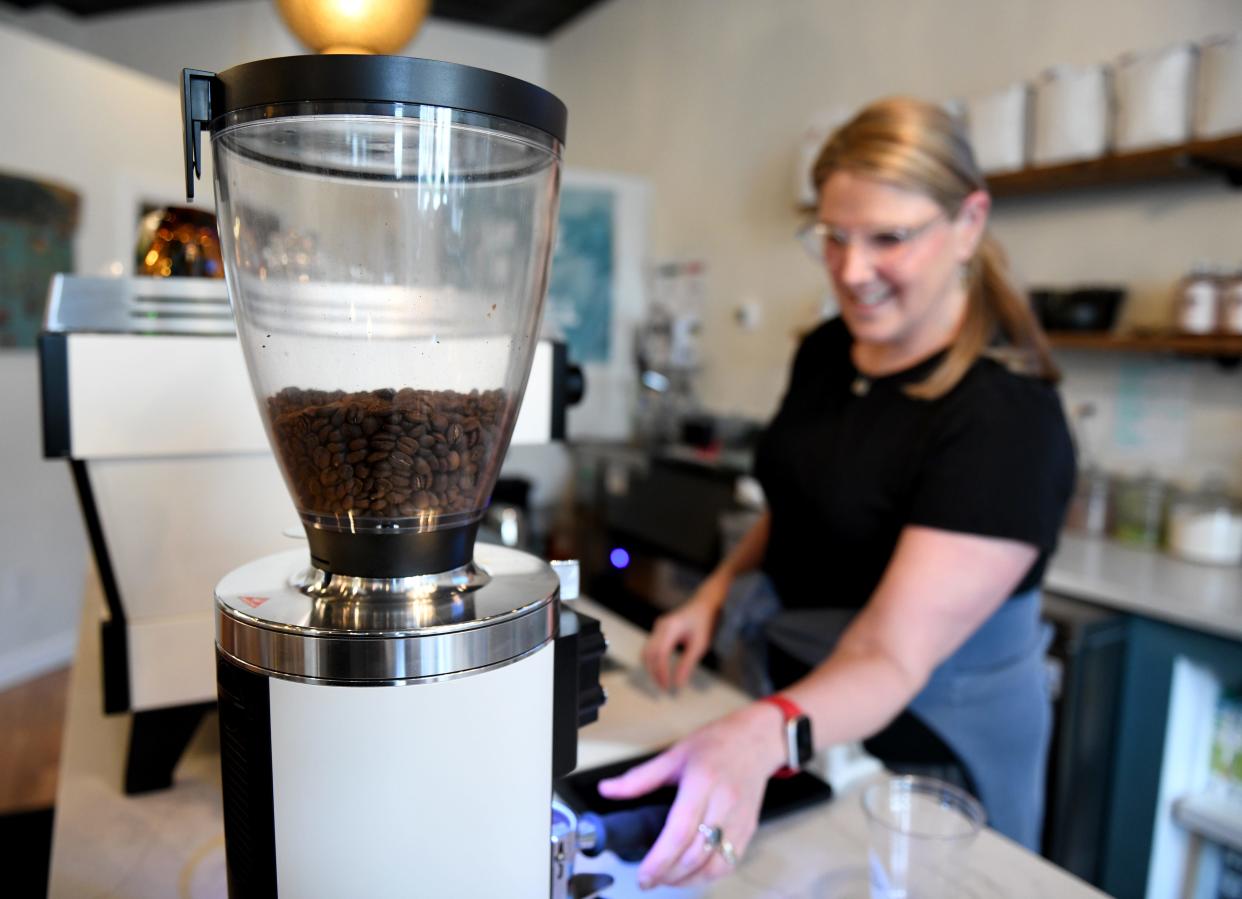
[861, 774, 986, 899]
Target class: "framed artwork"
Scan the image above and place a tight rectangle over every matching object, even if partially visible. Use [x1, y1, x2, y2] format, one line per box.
[0, 172, 79, 348]
[546, 170, 650, 440]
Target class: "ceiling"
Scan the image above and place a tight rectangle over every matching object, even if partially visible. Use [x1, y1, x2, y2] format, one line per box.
[1, 0, 608, 36]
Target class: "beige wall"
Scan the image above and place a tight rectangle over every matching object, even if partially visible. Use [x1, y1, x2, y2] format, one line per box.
[547, 0, 1242, 486]
[0, 23, 194, 686]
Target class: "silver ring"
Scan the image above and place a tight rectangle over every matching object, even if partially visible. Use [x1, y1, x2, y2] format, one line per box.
[697, 823, 738, 866]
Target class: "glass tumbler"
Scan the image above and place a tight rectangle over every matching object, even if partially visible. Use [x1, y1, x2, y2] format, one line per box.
[862, 774, 986, 899]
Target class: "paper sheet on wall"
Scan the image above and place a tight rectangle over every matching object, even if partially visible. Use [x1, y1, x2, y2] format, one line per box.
[1110, 359, 1192, 463]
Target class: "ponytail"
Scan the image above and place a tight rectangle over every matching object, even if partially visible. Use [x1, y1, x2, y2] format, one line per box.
[905, 234, 1061, 400]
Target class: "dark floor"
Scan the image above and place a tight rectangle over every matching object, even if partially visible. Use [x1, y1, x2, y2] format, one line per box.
[0, 806, 54, 897]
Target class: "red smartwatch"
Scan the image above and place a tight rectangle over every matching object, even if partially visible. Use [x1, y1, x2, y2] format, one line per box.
[759, 694, 813, 778]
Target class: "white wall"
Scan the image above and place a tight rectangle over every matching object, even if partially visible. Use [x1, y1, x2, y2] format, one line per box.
[0, 352, 85, 689]
[547, 0, 1242, 488]
[0, 23, 205, 687]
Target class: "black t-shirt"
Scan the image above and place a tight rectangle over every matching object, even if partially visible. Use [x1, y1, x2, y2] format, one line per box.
[753, 317, 1075, 610]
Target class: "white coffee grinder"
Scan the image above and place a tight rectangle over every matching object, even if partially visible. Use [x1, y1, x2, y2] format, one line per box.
[181, 56, 605, 898]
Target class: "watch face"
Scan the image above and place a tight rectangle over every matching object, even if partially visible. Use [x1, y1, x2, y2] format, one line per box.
[794, 715, 813, 767]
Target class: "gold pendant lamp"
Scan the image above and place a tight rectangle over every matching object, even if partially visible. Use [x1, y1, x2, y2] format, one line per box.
[275, 0, 430, 55]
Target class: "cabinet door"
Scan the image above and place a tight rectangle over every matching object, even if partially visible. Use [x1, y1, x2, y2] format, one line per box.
[1101, 617, 1242, 898]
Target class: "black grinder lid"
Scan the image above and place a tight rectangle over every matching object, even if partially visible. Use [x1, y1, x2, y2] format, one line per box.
[182, 55, 568, 199]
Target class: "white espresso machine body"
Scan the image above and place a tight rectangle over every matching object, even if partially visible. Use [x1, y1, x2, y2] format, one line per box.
[39, 274, 575, 792]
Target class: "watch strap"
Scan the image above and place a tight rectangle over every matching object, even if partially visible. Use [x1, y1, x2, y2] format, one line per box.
[759, 695, 810, 778]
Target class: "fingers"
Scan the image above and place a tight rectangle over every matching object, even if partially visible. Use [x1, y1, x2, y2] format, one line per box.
[668, 809, 756, 887]
[643, 617, 687, 692]
[635, 769, 711, 888]
[672, 630, 707, 691]
[672, 852, 737, 888]
[641, 626, 672, 692]
[597, 744, 686, 800]
[660, 796, 729, 885]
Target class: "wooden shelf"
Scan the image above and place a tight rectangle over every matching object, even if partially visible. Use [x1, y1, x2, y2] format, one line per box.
[986, 133, 1242, 198]
[1047, 331, 1242, 356]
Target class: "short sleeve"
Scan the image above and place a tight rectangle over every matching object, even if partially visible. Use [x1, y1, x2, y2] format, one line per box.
[906, 373, 1075, 551]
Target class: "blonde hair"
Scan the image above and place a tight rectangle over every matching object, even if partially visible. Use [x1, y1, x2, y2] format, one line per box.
[811, 97, 1059, 399]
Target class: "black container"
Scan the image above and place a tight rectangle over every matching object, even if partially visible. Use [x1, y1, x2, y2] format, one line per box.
[1031, 286, 1126, 332]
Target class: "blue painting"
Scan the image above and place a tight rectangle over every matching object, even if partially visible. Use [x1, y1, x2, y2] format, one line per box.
[0, 173, 78, 348]
[547, 187, 614, 363]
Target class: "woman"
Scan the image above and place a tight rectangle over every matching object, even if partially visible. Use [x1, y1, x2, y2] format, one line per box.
[598, 97, 1075, 888]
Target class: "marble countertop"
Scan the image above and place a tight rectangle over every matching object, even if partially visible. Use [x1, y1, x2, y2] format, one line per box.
[573, 600, 1109, 898]
[1047, 533, 1242, 641]
[46, 580, 1109, 898]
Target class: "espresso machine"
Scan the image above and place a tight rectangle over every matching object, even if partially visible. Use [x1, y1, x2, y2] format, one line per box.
[181, 56, 605, 897]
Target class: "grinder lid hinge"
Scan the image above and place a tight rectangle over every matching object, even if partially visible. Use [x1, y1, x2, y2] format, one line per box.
[181, 68, 217, 201]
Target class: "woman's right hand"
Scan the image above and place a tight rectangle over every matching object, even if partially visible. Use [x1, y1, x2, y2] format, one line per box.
[642, 572, 730, 692]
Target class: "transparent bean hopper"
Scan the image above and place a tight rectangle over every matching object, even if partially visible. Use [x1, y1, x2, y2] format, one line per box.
[182, 56, 605, 899]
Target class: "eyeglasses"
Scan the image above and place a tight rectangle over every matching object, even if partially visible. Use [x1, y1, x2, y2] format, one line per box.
[797, 211, 946, 264]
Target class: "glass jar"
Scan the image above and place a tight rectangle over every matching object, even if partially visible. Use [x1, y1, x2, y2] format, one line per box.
[1064, 468, 1113, 536]
[1167, 481, 1242, 566]
[1111, 473, 1169, 548]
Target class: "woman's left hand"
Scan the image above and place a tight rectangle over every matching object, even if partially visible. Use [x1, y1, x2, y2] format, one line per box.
[596, 702, 787, 888]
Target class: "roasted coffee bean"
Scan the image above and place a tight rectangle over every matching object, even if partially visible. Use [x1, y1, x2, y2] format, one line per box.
[267, 385, 507, 522]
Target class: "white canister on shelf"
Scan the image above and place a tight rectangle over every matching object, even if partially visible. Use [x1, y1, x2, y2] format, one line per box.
[967, 83, 1029, 174]
[1168, 483, 1242, 566]
[1221, 271, 1242, 335]
[1176, 265, 1220, 334]
[1031, 63, 1111, 165]
[1113, 43, 1196, 151]
[1195, 32, 1242, 139]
